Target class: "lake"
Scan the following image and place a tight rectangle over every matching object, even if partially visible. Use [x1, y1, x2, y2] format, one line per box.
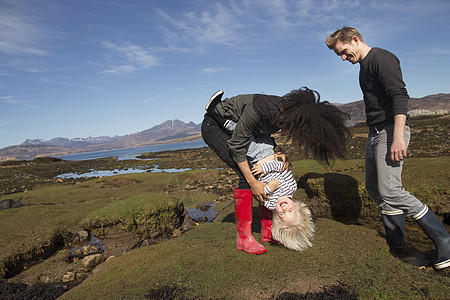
[55, 140, 207, 161]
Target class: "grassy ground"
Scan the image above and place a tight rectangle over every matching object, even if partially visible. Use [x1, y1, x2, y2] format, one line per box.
[0, 115, 449, 298]
[59, 218, 448, 299]
[1, 157, 449, 299]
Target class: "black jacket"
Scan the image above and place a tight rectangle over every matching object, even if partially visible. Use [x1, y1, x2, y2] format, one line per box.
[216, 94, 282, 163]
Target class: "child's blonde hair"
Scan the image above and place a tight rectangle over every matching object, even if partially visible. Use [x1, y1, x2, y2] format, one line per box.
[272, 201, 314, 251]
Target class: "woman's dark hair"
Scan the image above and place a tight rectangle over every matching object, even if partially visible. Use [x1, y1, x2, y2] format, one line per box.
[279, 87, 350, 164]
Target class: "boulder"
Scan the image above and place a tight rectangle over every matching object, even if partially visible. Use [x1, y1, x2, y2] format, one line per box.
[0, 199, 24, 210]
[62, 271, 76, 283]
[81, 254, 106, 270]
[77, 231, 89, 242]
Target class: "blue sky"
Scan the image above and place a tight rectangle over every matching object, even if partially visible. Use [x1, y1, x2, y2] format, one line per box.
[1, 0, 449, 149]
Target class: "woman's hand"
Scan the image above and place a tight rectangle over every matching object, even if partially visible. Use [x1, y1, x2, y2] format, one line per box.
[274, 146, 291, 171]
[251, 163, 264, 177]
[237, 161, 268, 203]
[249, 179, 268, 203]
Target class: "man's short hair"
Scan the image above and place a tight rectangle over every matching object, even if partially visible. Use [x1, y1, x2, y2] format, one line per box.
[326, 26, 364, 50]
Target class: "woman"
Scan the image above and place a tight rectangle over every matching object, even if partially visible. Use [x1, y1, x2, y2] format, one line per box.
[201, 87, 349, 254]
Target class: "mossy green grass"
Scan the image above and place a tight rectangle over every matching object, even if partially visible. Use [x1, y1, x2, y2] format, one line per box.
[1, 158, 448, 299]
[59, 218, 449, 299]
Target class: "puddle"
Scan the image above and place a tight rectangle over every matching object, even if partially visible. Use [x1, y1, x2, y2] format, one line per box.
[186, 202, 218, 223]
[56, 166, 192, 178]
[152, 167, 192, 173]
[69, 235, 105, 258]
[56, 168, 148, 178]
[118, 154, 157, 161]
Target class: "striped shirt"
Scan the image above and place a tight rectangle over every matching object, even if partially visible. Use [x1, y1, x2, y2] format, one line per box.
[259, 160, 297, 210]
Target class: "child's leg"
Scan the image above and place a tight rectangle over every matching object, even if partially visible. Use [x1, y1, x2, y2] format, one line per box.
[205, 90, 224, 112]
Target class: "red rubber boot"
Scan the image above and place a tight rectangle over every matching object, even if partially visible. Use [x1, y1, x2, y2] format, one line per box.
[259, 204, 282, 245]
[234, 188, 266, 254]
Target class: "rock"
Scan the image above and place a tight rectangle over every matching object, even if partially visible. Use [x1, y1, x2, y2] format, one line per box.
[62, 271, 76, 283]
[181, 215, 195, 231]
[197, 216, 208, 223]
[140, 239, 157, 247]
[172, 229, 183, 237]
[88, 245, 100, 255]
[76, 270, 88, 281]
[199, 204, 211, 212]
[77, 230, 89, 242]
[216, 196, 227, 202]
[81, 253, 106, 270]
[0, 199, 24, 210]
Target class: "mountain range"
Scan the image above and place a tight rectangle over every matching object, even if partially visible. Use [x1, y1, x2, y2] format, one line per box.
[0, 119, 202, 160]
[0, 93, 448, 160]
[21, 119, 201, 149]
[335, 93, 449, 124]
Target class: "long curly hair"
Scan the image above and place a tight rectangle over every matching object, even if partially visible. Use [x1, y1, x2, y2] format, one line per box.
[279, 87, 350, 164]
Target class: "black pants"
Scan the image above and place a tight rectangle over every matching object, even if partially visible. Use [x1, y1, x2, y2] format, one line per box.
[201, 113, 250, 189]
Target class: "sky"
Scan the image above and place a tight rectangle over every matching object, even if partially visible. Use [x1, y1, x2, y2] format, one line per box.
[1, 0, 449, 149]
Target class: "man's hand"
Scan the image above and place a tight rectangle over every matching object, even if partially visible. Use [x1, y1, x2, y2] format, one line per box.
[391, 114, 407, 164]
[391, 136, 407, 163]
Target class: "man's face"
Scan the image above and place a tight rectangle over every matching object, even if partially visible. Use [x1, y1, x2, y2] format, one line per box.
[333, 38, 361, 64]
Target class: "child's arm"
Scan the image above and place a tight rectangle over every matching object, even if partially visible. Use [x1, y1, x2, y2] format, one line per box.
[263, 178, 279, 195]
[260, 160, 284, 175]
[252, 160, 284, 177]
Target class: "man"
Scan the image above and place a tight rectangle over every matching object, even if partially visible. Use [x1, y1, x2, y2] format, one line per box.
[326, 26, 449, 270]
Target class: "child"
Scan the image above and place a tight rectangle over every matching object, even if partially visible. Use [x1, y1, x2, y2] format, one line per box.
[251, 144, 315, 251]
[206, 91, 314, 251]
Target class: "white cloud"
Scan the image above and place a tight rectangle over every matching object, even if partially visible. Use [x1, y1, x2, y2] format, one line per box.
[0, 96, 18, 104]
[0, 119, 13, 126]
[101, 41, 159, 75]
[142, 97, 156, 103]
[38, 77, 74, 86]
[422, 48, 450, 56]
[201, 67, 229, 73]
[0, 1, 50, 56]
[155, 3, 242, 47]
[153, 0, 368, 50]
[0, 96, 37, 108]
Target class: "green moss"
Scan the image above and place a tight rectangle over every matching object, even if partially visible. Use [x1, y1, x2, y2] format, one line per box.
[0, 155, 448, 297]
[291, 158, 448, 222]
[79, 194, 184, 239]
[59, 218, 449, 300]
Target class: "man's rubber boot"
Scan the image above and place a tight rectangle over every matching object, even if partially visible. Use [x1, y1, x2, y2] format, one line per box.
[234, 188, 266, 254]
[259, 204, 281, 245]
[413, 206, 450, 270]
[381, 212, 407, 250]
[382, 212, 428, 266]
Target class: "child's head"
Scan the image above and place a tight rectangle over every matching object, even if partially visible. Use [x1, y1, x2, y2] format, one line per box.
[272, 198, 314, 251]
